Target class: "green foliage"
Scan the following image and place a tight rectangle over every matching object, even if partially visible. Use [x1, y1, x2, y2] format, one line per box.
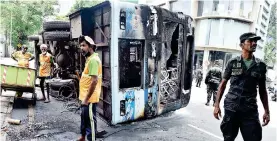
[69, 0, 104, 14]
[55, 15, 69, 21]
[0, 0, 58, 48]
[264, 41, 276, 66]
[264, 2, 276, 66]
[120, 0, 139, 4]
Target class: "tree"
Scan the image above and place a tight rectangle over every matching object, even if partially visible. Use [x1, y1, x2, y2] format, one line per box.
[69, 0, 104, 14]
[264, 2, 276, 67]
[55, 15, 69, 21]
[120, 0, 139, 3]
[0, 0, 58, 49]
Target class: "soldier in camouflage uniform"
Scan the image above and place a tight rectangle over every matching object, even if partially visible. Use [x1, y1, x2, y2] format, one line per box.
[213, 32, 270, 141]
[204, 61, 222, 106]
[195, 66, 203, 87]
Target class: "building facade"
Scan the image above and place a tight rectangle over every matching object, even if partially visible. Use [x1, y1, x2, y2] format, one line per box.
[150, 0, 273, 75]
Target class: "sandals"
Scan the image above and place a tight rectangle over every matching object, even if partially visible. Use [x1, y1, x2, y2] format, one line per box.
[44, 99, 50, 103]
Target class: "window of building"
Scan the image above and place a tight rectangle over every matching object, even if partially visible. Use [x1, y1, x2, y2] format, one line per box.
[260, 30, 265, 36]
[213, 0, 219, 11]
[265, 0, 270, 7]
[261, 23, 266, 29]
[209, 19, 220, 45]
[239, 0, 244, 10]
[262, 15, 268, 22]
[227, 0, 234, 11]
[208, 51, 225, 70]
[243, 1, 253, 18]
[263, 7, 269, 14]
[194, 51, 204, 69]
[197, 1, 204, 16]
[257, 5, 262, 23]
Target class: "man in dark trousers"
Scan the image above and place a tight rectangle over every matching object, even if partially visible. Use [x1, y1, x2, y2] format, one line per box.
[205, 61, 222, 106]
[77, 36, 102, 141]
[213, 32, 270, 141]
[195, 66, 203, 87]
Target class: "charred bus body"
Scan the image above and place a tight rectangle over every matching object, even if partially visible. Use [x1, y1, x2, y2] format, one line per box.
[35, 1, 194, 124]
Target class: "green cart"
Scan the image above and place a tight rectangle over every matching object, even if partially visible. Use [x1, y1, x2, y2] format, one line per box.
[0, 64, 37, 105]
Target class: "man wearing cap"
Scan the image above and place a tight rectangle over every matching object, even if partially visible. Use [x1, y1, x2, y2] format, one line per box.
[11, 44, 34, 68]
[11, 44, 35, 97]
[204, 60, 222, 106]
[38, 44, 53, 103]
[213, 32, 270, 141]
[77, 36, 102, 141]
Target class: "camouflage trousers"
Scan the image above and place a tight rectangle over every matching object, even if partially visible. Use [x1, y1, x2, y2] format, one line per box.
[206, 85, 217, 104]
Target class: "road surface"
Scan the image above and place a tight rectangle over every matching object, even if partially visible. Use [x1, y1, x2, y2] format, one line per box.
[3, 82, 277, 141]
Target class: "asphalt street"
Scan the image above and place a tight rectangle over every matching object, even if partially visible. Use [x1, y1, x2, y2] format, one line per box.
[3, 80, 276, 141]
[0, 55, 275, 141]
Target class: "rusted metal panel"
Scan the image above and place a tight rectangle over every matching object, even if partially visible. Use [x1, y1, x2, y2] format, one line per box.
[103, 27, 110, 43]
[103, 68, 111, 81]
[103, 49, 110, 65]
[94, 29, 102, 44]
[70, 15, 82, 39]
[95, 16, 102, 26]
[96, 45, 112, 122]
[101, 86, 112, 121]
[103, 12, 110, 26]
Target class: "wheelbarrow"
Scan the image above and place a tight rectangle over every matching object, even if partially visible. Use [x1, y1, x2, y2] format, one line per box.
[0, 64, 37, 105]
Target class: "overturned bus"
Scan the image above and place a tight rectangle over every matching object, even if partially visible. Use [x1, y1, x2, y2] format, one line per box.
[38, 1, 194, 125]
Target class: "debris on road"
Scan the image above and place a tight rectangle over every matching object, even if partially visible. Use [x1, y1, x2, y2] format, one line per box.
[7, 118, 21, 125]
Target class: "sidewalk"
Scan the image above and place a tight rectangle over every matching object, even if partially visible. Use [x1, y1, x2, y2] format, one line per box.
[0, 91, 15, 141]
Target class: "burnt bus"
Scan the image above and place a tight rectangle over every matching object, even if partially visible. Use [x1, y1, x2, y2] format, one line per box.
[43, 1, 194, 125]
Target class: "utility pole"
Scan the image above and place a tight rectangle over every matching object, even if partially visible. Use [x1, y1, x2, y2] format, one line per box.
[9, 10, 12, 56]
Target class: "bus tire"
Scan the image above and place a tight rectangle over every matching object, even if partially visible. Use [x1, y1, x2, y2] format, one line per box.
[43, 31, 70, 41]
[43, 21, 70, 31]
[28, 35, 39, 41]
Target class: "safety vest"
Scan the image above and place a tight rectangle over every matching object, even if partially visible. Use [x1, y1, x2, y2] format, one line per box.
[39, 53, 52, 77]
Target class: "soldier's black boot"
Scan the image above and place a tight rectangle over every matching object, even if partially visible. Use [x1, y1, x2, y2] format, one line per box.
[205, 102, 209, 106]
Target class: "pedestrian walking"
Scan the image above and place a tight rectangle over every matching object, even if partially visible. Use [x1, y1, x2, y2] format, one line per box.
[205, 61, 222, 106]
[213, 32, 270, 141]
[77, 36, 102, 141]
[195, 67, 203, 87]
[38, 44, 53, 103]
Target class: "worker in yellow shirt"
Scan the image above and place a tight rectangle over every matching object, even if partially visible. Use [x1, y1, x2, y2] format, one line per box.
[11, 45, 34, 97]
[11, 45, 34, 68]
[38, 44, 53, 103]
[77, 36, 102, 141]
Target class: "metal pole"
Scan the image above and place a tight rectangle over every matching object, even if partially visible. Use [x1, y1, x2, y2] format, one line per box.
[10, 11, 12, 50]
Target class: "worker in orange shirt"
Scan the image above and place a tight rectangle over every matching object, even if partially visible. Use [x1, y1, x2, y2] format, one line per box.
[38, 44, 53, 103]
[11, 45, 34, 68]
[77, 36, 103, 141]
[11, 44, 34, 97]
